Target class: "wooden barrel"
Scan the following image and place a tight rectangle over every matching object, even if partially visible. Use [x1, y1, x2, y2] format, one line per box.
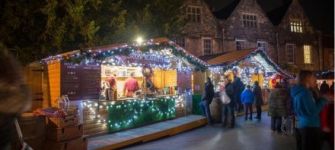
[210, 97, 222, 123]
[18, 113, 46, 150]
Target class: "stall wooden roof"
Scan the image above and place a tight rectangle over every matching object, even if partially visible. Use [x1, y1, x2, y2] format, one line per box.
[207, 48, 292, 78]
[207, 48, 255, 65]
[41, 37, 208, 70]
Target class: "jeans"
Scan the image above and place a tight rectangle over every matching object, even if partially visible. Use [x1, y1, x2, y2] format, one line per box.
[296, 127, 322, 150]
[222, 104, 235, 127]
[255, 104, 262, 119]
[271, 116, 282, 132]
[244, 103, 253, 120]
[199, 101, 213, 124]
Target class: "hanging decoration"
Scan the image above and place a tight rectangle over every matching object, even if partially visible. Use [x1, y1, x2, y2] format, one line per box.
[209, 49, 292, 78]
[42, 40, 208, 71]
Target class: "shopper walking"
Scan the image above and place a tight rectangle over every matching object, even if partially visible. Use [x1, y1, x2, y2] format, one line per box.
[220, 77, 235, 128]
[291, 70, 327, 150]
[199, 77, 215, 125]
[232, 69, 245, 113]
[268, 83, 289, 134]
[252, 81, 263, 120]
[241, 85, 254, 121]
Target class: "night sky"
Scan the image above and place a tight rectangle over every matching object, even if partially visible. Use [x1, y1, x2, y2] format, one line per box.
[207, 0, 334, 34]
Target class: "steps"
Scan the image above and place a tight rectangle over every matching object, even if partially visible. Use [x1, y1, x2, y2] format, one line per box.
[88, 115, 207, 150]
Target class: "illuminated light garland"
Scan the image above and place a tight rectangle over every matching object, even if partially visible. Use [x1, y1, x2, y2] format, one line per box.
[209, 49, 292, 78]
[106, 97, 176, 132]
[41, 40, 208, 71]
[82, 96, 178, 133]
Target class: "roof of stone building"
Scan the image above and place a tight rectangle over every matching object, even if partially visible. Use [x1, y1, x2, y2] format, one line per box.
[211, 0, 293, 25]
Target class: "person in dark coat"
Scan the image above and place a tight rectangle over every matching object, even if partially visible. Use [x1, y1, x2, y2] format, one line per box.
[232, 69, 245, 112]
[241, 85, 254, 121]
[252, 81, 263, 120]
[320, 80, 330, 95]
[268, 83, 289, 133]
[330, 82, 334, 95]
[0, 47, 31, 149]
[221, 77, 235, 128]
[199, 77, 215, 124]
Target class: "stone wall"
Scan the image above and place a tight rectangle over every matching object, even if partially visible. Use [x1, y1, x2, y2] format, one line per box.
[181, 0, 222, 56]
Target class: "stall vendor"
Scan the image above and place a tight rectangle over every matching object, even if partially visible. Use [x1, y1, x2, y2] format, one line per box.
[123, 72, 139, 97]
[107, 74, 117, 89]
[106, 74, 117, 100]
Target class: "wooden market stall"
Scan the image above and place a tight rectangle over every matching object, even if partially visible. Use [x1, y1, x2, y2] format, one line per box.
[40, 38, 208, 136]
[207, 48, 292, 89]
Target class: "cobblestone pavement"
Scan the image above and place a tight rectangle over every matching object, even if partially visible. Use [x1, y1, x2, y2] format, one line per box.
[124, 112, 331, 150]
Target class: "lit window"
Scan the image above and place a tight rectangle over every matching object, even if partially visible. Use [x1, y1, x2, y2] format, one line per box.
[286, 44, 295, 63]
[236, 40, 246, 50]
[303, 45, 312, 64]
[257, 41, 267, 51]
[174, 37, 185, 48]
[203, 38, 212, 55]
[242, 14, 257, 28]
[186, 6, 201, 23]
[290, 20, 303, 33]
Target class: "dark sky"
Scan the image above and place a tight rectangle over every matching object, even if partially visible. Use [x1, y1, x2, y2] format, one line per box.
[206, 0, 334, 33]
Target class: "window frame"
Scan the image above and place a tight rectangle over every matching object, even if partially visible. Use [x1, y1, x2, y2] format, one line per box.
[257, 41, 268, 51]
[174, 37, 186, 48]
[186, 5, 202, 23]
[202, 37, 212, 55]
[235, 39, 246, 51]
[303, 45, 312, 64]
[242, 13, 258, 28]
[285, 43, 296, 64]
[289, 19, 303, 33]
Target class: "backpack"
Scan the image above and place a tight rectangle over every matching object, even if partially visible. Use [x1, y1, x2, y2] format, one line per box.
[220, 90, 231, 104]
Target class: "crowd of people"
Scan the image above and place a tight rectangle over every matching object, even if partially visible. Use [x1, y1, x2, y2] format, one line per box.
[199, 70, 334, 150]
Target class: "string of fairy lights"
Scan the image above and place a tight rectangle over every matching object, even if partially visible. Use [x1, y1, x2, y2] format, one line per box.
[82, 95, 187, 132]
[42, 40, 208, 71]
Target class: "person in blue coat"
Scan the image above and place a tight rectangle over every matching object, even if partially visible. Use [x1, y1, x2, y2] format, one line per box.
[241, 85, 255, 121]
[291, 70, 327, 150]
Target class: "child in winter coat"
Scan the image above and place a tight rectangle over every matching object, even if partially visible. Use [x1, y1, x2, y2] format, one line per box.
[241, 85, 255, 121]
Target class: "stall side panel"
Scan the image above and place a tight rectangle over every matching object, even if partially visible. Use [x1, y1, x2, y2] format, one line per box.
[177, 71, 192, 92]
[47, 62, 61, 107]
[61, 62, 81, 100]
[24, 63, 44, 111]
[81, 65, 101, 100]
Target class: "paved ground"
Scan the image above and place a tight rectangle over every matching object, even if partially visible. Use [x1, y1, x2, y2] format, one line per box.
[124, 112, 331, 150]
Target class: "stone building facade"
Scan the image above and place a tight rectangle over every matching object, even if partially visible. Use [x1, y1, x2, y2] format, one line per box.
[176, 0, 222, 56]
[219, 0, 276, 58]
[179, 0, 325, 71]
[276, 0, 321, 71]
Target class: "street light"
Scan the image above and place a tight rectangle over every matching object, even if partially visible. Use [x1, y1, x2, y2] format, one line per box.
[135, 36, 144, 45]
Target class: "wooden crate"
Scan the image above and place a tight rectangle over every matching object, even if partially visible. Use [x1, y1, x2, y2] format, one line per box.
[45, 137, 87, 150]
[48, 115, 79, 128]
[18, 113, 46, 150]
[47, 124, 83, 142]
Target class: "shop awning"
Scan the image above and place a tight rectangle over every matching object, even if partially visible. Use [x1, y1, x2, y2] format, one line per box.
[207, 48, 292, 78]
